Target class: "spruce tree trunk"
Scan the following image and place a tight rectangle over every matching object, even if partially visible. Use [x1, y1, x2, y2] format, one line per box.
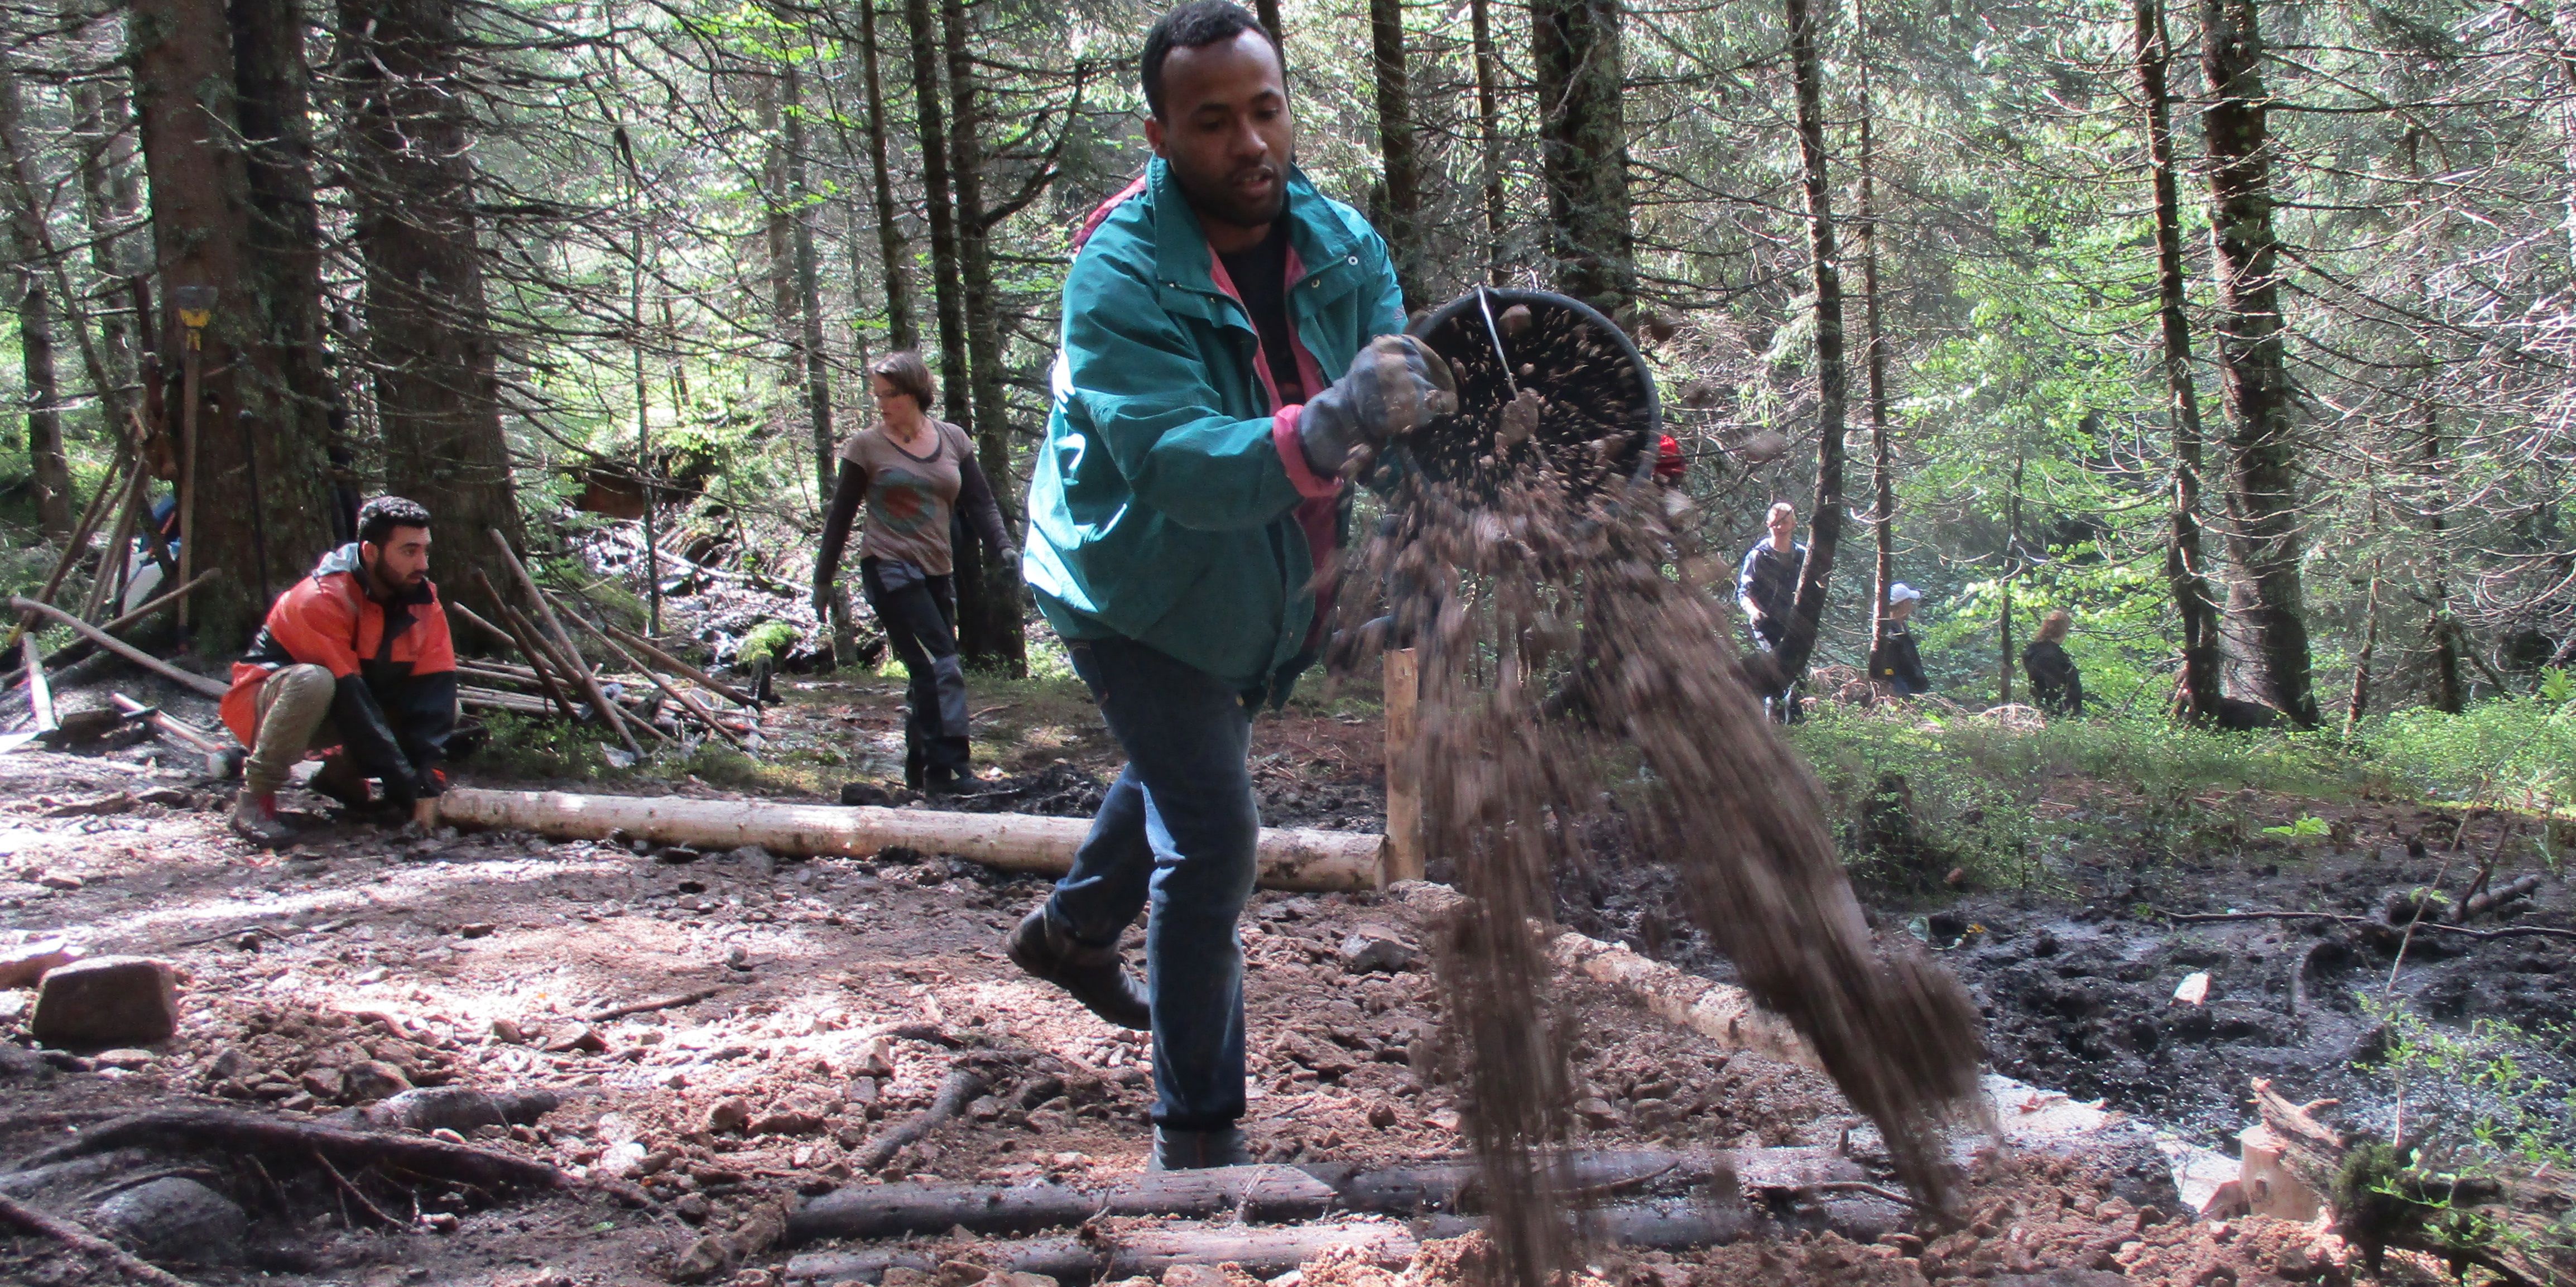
[1530, 0, 1633, 318]
[12, 266, 73, 540]
[1253, 0, 1283, 41]
[1369, 0, 1424, 308]
[858, 0, 918, 352]
[2346, 563, 2379, 734]
[1856, 0, 1894, 660]
[2421, 404, 2462, 712]
[64, 22, 142, 397]
[2200, 0, 2316, 726]
[781, 60, 857, 665]
[2135, 0, 2222, 724]
[0, 73, 78, 542]
[905, 0, 971, 431]
[338, 0, 525, 622]
[131, 0, 337, 648]
[931, 0, 1024, 674]
[1775, 0, 1847, 680]
[1470, 0, 1506, 284]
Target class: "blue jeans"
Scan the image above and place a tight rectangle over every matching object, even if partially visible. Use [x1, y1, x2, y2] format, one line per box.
[1045, 635, 1260, 1131]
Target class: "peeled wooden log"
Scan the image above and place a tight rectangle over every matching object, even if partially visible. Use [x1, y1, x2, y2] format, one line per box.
[785, 1221, 1418, 1285]
[787, 1149, 1861, 1245]
[432, 786, 1387, 891]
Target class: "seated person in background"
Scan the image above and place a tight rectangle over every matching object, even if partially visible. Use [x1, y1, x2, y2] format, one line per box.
[2024, 608, 2084, 717]
[222, 496, 455, 844]
[1868, 582, 1930, 697]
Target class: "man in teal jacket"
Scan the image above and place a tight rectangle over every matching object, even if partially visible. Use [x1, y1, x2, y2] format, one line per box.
[1005, 0, 1455, 1169]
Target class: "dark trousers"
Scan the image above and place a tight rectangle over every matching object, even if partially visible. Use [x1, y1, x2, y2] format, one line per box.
[1044, 636, 1260, 1131]
[859, 556, 970, 781]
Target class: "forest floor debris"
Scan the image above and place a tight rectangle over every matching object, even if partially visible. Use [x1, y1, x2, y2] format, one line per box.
[0, 650, 2567, 1285]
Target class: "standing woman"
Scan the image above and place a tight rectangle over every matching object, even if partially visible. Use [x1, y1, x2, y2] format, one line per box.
[2023, 609, 2084, 717]
[814, 352, 1017, 794]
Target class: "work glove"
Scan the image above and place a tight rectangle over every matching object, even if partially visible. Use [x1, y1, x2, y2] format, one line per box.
[1297, 334, 1459, 476]
[994, 544, 1022, 574]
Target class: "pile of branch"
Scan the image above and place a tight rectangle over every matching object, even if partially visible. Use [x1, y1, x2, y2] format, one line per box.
[455, 529, 761, 757]
[2252, 1078, 2574, 1286]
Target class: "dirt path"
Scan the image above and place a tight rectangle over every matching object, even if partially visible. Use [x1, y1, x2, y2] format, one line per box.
[0, 669, 2548, 1286]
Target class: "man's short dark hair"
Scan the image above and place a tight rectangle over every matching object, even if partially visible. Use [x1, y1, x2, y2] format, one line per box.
[357, 496, 433, 548]
[1141, 2, 1284, 119]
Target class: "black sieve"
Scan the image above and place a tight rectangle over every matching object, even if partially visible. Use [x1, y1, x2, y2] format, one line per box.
[1397, 287, 1662, 497]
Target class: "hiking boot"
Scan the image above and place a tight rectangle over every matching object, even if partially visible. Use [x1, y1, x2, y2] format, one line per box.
[228, 791, 295, 847]
[1005, 909, 1151, 1030]
[1150, 1126, 1249, 1171]
[839, 781, 896, 808]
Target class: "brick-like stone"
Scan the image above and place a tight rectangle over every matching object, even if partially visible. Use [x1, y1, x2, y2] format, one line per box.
[29, 955, 177, 1048]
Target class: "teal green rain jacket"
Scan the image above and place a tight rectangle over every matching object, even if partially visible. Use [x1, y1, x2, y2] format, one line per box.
[1022, 157, 1405, 700]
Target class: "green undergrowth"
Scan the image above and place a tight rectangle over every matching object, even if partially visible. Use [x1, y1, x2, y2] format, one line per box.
[2359, 674, 2576, 815]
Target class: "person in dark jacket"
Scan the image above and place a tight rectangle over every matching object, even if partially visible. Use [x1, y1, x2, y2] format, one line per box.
[814, 350, 1017, 795]
[1007, 0, 1452, 1172]
[1737, 501, 1806, 719]
[1868, 583, 1930, 697]
[2024, 609, 2083, 717]
[221, 496, 456, 845]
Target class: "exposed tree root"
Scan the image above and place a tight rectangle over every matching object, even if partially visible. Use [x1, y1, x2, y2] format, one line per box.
[0, 1189, 203, 1287]
[11, 1107, 564, 1196]
[851, 1065, 988, 1173]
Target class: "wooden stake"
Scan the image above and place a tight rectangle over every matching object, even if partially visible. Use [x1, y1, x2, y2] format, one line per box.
[78, 479, 141, 623]
[7, 596, 224, 698]
[3, 450, 133, 651]
[603, 621, 759, 709]
[23, 636, 54, 731]
[109, 693, 224, 753]
[465, 570, 580, 723]
[485, 530, 643, 757]
[1383, 648, 1424, 882]
[433, 786, 1388, 892]
[175, 329, 201, 631]
[567, 608, 749, 752]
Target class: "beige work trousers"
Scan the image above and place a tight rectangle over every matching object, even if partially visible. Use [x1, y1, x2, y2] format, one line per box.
[244, 664, 342, 796]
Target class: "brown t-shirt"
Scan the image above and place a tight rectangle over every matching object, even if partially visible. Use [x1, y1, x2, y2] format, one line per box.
[835, 420, 980, 576]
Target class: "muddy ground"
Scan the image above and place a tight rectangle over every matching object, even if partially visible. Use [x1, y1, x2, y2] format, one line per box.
[0, 659, 2561, 1287]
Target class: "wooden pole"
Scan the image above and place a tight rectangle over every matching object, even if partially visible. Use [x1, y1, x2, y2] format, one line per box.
[6, 596, 226, 698]
[174, 325, 201, 631]
[6, 571, 217, 698]
[486, 530, 643, 757]
[603, 621, 760, 709]
[465, 570, 581, 723]
[1383, 648, 1424, 882]
[23, 637, 54, 731]
[3, 450, 134, 651]
[76, 481, 141, 623]
[431, 786, 1388, 892]
[565, 608, 749, 752]
[109, 692, 223, 752]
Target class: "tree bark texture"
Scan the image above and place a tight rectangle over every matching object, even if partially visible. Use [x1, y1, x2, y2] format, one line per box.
[2419, 402, 2462, 712]
[229, 0, 340, 470]
[940, 0, 1026, 675]
[0, 68, 78, 542]
[1776, 0, 1847, 680]
[1856, 0, 1894, 655]
[338, 0, 526, 622]
[904, 0, 971, 432]
[2135, 0, 2223, 724]
[65, 27, 143, 397]
[12, 266, 73, 540]
[783, 62, 835, 502]
[2200, 0, 2317, 726]
[1253, 0, 1284, 41]
[130, 0, 337, 647]
[1369, 0, 1425, 308]
[1469, 0, 1506, 284]
[857, 0, 918, 352]
[1530, 0, 1633, 318]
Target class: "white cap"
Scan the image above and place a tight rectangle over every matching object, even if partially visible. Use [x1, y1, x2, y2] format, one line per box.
[1888, 583, 1923, 603]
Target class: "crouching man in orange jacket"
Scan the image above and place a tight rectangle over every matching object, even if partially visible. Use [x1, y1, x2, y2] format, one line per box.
[220, 496, 458, 845]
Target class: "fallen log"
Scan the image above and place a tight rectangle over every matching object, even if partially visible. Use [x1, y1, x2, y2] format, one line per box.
[431, 786, 1389, 892]
[782, 1190, 1906, 1285]
[2252, 1078, 2572, 1286]
[787, 1147, 1861, 1245]
[785, 1221, 1418, 1285]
